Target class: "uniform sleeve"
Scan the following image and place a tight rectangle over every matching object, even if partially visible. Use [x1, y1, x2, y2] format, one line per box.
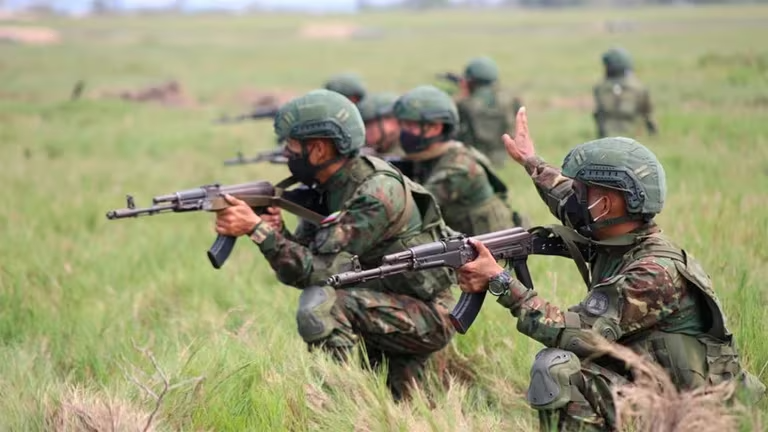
[639, 88, 658, 135]
[496, 257, 687, 348]
[523, 156, 578, 223]
[250, 175, 408, 288]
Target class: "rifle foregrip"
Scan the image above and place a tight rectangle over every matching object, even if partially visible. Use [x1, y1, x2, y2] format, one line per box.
[448, 291, 487, 335]
[207, 235, 237, 269]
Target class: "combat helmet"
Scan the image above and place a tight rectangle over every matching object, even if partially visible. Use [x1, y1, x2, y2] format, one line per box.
[561, 137, 666, 219]
[357, 92, 399, 122]
[393, 85, 459, 135]
[602, 47, 633, 76]
[464, 56, 499, 84]
[274, 89, 365, 156]
[323, 73, 367, 102]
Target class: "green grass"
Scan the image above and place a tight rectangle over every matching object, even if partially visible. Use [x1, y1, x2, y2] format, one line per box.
[1, 4, 767, 431]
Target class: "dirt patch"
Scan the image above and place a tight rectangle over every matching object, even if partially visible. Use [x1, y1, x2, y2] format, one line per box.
[99, 80, 197, 108]
[298, 23, 361, 40]
[0, 25, 59, 45]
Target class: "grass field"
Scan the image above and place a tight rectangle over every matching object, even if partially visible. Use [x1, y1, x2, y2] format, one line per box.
[1, 4, 768, 431]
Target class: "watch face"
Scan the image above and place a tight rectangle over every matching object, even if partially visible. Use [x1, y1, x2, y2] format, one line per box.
[488, 271, 510, 296]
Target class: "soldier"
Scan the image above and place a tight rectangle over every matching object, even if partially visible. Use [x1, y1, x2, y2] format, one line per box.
[456, 108, 765, 431]
[454, 56, 522, 166]
[323, 72, 367, 104]
[593, 47, 658, 139]
[393, 85, 526, 235]
[356, 92, 404, 157]
[213, 89, 456, 400]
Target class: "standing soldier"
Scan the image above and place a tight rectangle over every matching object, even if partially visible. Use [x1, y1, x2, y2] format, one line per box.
[593, 47, 658, 139]
[393, 85, 527, 235]
[454, 56, 522, 166]
[356, 92, 404, 157]
[323, 72, 367, 104]
[214, 89, 456, 400]
[457, 108, 765, 431]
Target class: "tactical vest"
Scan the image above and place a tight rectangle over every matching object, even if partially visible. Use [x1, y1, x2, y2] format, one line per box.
[431, 143, 516, 236]
[336, 155, 457, 301]
[458, 86, 517, 159]
[540, 224, 765, 402]
[599, 234, 765, 400]
[593, 75, 646, 137]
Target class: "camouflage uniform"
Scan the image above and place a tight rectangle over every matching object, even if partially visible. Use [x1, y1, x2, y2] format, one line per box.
[394, 85, 523, 236]
[356, 92, 404, 157]
[489, 138, 764, 431]
[250, 90, 456, 399]
[593, 48, 657, 139]
[455, 57, 522, 166]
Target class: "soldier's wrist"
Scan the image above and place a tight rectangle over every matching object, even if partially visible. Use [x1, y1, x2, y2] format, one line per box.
[523, 155, 545, 175]
[250, 221, 276, 248]
[496, 279, 532, 312]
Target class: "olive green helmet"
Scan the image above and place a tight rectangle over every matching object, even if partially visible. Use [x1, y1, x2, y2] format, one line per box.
[561, 137, 666, 216]
[273, 89, 365, 156]
[323, 73, 367, 101]
[602, 47, 633, 75]
[357, 92, 399, 122]
[393, 85, 459, 135]
[464, 56, 499, 84]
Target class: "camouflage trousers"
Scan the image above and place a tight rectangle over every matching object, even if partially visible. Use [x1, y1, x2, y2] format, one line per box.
[304, 288, 455, 400]
[537, 361, 628, 432]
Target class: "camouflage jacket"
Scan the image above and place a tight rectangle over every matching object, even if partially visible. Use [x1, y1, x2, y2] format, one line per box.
[407, 142, 513, 236]
[593, 74, 655, 138]
[496, 156, 765, 399]
[456, 84, 522, 161]
[250, 155, 455, 301]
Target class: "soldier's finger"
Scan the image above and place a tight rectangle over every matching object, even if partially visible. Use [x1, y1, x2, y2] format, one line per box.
[468, 238, 493, 259]
[267, 206, 281, 214]
[222, 193, 243, 206]
[516, 106, 528, 140]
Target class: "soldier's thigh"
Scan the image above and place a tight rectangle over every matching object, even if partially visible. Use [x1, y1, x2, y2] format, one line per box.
[335, 288, 451, 356]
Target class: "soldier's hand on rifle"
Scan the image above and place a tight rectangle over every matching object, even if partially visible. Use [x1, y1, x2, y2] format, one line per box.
[457, 239, 505, 294]
[502, 107, 536, 166]
[261, 206, 283, 232]
[215, 194, 262, 237]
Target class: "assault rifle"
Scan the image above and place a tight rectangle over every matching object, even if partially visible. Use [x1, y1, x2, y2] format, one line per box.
[326, 227, 574, 334]
[224, 148, 288, 166]
[223, 146, 415, 176]
[106, 179, 325, 269]
[435, 72, 462, 85]
[214, 106, 279, 124]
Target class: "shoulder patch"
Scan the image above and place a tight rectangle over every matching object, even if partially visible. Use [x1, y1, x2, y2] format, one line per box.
[321, 211, 342, 225]
[583, 291, 610, 316]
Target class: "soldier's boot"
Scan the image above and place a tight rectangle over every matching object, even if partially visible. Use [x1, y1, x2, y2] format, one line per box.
[385, 354, 430, 402]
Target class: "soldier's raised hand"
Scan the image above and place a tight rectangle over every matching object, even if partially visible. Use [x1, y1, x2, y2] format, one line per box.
[502, 107, 536, 166]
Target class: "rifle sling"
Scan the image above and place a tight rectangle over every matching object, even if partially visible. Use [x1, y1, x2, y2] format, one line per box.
[530, 224, 592, 289]
[209, 176, 326, 225]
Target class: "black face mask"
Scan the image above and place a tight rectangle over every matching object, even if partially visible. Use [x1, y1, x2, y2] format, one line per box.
[400, 130, 443, 154]
[286, 142, 343, 186]
[287, 153, 318, 186]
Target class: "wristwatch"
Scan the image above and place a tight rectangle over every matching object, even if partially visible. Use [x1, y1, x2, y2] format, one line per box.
[488, 270, 513, 297]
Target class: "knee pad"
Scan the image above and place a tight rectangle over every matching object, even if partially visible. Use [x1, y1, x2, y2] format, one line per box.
[296, 285, 337, 343]
[526, 348, 582, 410]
